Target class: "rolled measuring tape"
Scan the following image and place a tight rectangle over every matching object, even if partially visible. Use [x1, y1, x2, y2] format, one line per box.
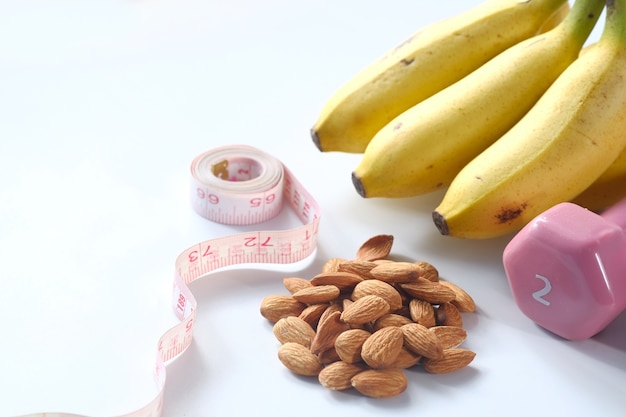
[20, 145, 321, 417]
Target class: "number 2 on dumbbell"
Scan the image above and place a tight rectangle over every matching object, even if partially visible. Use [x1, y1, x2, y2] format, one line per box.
[532, 274, 552, 307]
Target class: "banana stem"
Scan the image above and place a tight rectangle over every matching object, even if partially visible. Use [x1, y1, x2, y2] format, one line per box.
[603, 0, 626, 45]
[558, 0, 606, 44]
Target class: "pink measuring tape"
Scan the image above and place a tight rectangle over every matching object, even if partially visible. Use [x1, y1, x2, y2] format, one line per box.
[20, 145, 321, 417]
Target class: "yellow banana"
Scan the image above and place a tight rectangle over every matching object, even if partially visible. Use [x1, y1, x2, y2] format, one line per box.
[568, 43, 626, 211]
[352, 0, 603, 198]
[539, 1, 572, 32]
[571, 145, 626, 211]
[432, 0, 626, 239]
[310, 0, 569, 154]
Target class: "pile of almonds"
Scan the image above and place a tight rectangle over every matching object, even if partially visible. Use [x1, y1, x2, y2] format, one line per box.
[259, 234, 476, 398]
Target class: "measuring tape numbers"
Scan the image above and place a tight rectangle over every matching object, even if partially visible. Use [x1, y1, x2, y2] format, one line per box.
[20, 145, 321, 417]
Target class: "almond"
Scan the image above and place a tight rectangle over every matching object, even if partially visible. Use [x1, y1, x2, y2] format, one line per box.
[361, 326, 404, 369]
[318, 361, 366, 390]
[318, 347, 342, 364]
[262, 235, 479, 399]
[421, 348, 476, 374]
[337, 259, 377, 280]
[401, 323, 443, 359]
[316, 303, 343, 333]
[412, 261, 440, 282]
[399, 279, 456, 304]
[272, 316, 316, 348]
[310, 271, 364, 292]
[429, 325, 467, 349]
[408, 298, 437, 328]
[282, 277, 312, 294]
[352, 279, 403, 311]
[372, 313, 413, 331]
[260, 294, 306, 323]
[340, 294, 390, 325]
[356, 234, 394, 261]
[277, 342, 323, 376]
[436, 302, 463, 328]
[439, 280, 476, 312]
[319, 302, 342, 323]
[292, 285, 340, 304]
[310, 310, 349, 355]
[369, 261, 421, 284]
[334, 328, 371, 363]
[351, 368, 408, 398]
[388, 347, 422, 369]
[394, 304, 411, 318]
[298, 303, 328, 329]
[322, 257, 345, 273]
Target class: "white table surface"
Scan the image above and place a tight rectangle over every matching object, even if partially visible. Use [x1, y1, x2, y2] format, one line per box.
[1, 1, 620, 416]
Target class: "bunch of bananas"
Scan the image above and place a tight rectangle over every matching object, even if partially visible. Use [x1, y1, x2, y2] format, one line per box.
[311, 0, 626, 239]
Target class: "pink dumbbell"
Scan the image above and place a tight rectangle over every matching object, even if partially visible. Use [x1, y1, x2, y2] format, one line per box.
[503, 197, 626, 340]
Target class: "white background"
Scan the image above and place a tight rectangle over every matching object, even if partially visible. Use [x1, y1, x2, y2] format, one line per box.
[0, 1, 622, 416]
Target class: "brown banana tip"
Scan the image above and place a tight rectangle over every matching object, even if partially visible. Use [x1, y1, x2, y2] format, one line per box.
[310, 127, 323, 151]
[351, 172, 367, 198]
[432, 211, 449, 236]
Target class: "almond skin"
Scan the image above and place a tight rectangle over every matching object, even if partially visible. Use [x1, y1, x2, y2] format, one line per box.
[319, 302, 342, 323]
[310, 271, 364, 292]
[321, 257, 345, 273]
[351, 368, 408, 398]
[436, 302, 464, 328]
[439, 280, 476, 312]
[260, 295, 306, 323]
[408, 298, 437, 328]
[399, 279, 456, 304]
[272, 316, 316, 348]
[310, 310, 349, 355]
[352, 279, 403, 311]
[369, 261, 421, 284]
[422, 348, 476, 374]
[356, 234, 394, 261]
[372, 313, 413, 331]
[318, 347, 342, 364]
[278, 342, 323, 376]
[388, 347, 422, 369]
[337, 259, 377, 280]
[318, 361, 366, 390]
[340, 294, 390, 325]
[401, 323, 444, 359]
[412, 261, 440, 282]
[429, 325, 467, 349]
[361, 326, 404, 369]
[292, 285, 340, 304]
[334, 328, 371, 363]
[283, 277, 312, 294]
[298, 303, 328, 329]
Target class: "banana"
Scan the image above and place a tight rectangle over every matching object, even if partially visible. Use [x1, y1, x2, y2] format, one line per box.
[571, 145, 626, 211]
[352, 0, 603, 199]
[539, 1, 573, 32]
[432, 0, 626, 239]
[569, 42, 626, 212]
[310, 0, 569, 154]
